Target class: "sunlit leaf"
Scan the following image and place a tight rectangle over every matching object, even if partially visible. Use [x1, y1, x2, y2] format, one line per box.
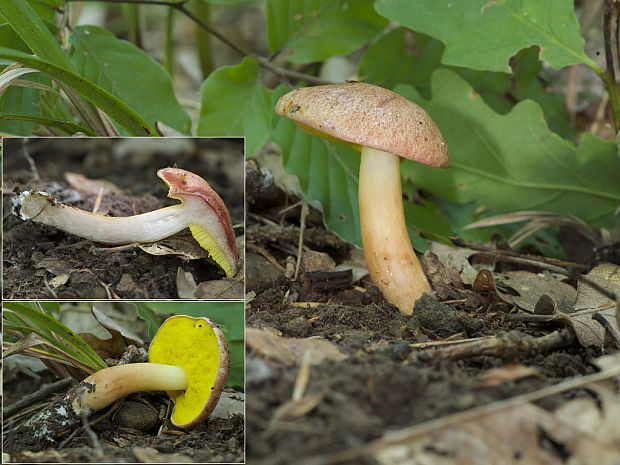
[197, 57, 271, 156]
[267, 0, 387, 64]
[375, 0, 598, 72]
[68, 26, 191, 135]
[397, 69, 620, 228]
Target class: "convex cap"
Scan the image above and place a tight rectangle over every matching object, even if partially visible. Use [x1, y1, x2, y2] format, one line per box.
[276, 82, 449, 168]
[148, 315, 229, 428]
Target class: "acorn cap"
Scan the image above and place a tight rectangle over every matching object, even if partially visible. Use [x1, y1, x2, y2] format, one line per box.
[275, 82, 449, 168]
[148, 315, 229, 428]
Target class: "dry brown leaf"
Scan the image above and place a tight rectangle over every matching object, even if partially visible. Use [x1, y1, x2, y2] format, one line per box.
[556, 264, 620, 348]
[574, 263, 620, 312]
[246, 328, 346, 366]
[64, 172, 123, 196]
[494, 271, 576, 313]
[138, 233, 209, 260]
[270, 392, 325, 423]
[429, 242, 482, 285]
[565, 308, 618, 348]
[195, 279, 244, 299]
[90, 306, 144, 346]
[476, 364, 541, 388]
[77, 306, 145, 360]
[132, 446, 193, 463]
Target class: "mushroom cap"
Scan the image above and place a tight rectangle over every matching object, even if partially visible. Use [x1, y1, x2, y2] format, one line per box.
[148, 315, 229, 428]
[157, 167, 238, 277]
[275, 82, 449, 168]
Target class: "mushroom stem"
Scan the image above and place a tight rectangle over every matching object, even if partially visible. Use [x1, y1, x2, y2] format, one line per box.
[358, 146, 432, 314]
[73, 363, 187, 412]
[12, 168, 238, 277]
[15, 193, 210, 245]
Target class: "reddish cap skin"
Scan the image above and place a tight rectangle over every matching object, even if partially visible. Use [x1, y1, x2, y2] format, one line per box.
[157, 168, 238, 272]
[276, 82, 449, 168]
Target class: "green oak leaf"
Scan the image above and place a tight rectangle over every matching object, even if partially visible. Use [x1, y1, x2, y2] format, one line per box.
[398, 68, 620, 228]
[267, 0, 388, 64]
[359, 27, 443, 92]
[374, 0, 598, 73]
[68, 25, 191, 135]
[197, 57, 271, 157]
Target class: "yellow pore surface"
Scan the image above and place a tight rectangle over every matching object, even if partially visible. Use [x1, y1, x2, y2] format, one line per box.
[190, 223, 232, 277]
[149, 316, 220, 426]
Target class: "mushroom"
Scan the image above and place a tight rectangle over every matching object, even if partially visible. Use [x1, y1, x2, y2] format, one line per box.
[275, 82, 449, 314]
[27, 315, 229, 443]
[12, 168, 238, 277]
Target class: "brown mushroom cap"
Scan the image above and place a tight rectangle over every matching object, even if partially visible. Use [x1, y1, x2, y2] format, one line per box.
[275, 82, 449, 168]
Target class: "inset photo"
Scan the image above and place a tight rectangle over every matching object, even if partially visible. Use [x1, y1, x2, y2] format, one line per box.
[2, 138, 244, 300]
[2, 301, 244, 463]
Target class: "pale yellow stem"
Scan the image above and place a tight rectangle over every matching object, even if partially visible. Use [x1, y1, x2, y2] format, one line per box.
[74, 363, 187, 411]
[358, 146, 432, 314]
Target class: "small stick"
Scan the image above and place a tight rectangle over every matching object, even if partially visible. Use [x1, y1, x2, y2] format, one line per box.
[414, 328, 576, 363]
[592, 312, 620, 348]
[293, 201, 309, 282]
[3, 378, 75, 418]
[79, 407, 104, 458]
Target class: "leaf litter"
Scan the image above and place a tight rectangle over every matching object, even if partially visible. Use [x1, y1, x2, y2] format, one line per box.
[245, 161, 620, 464]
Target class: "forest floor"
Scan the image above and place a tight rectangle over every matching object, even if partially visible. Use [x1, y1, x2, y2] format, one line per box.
[244, 160, 620, 465]
[2, 137, 245, 300]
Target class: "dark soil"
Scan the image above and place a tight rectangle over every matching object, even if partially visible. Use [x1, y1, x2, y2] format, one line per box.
[2, 137, 244, 300]
[244, 162, 613, 465]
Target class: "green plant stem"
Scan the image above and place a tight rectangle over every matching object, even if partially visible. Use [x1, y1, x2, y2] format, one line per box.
[602, 0, 620, 134]
[194, 0, 213, 78]
[121, 4, 142, 48]
[602, 69, 620, 134]
[165, 8, 174, 76]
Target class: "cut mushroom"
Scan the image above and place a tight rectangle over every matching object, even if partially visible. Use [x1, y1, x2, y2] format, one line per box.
[276, 82, 449, 314]
[12, 168, 238, 277]
[25, 315, 229, 444]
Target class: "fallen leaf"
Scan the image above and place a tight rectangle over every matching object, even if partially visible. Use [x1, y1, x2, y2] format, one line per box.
[476, 364, 541, 388]
[132, 447, 193, 463]
[176, 267, 198, 299]
[64, 172, 123, 196]
[430, 242, 482, 285]
[495, 271, 576, 313]
[138, 233, 208, 260]
[573, 263, 620, 312]
[246, 328, 346, 366]
[90, 306, 144, 346]
[270, 392, 324, 422]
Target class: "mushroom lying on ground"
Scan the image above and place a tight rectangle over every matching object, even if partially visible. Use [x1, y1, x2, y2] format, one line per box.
[21, 315, 229, 445]
[276, 82, 449, 314]
[12, 167, 238, 277]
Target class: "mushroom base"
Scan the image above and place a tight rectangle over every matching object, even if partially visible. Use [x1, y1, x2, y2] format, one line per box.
[358, 147, 433, 314]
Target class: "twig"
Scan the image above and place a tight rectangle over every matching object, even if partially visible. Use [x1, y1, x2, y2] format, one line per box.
[602, 0, 620, 132]
[293, 201, 309, 282]
[414, 328, 576, 363]
[20, 140, 39, 181]
[3, 378, 75, 418]
[604, 0, 617, 84]
[79, 408, 104, 458]
[592, 311, 620, 348]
